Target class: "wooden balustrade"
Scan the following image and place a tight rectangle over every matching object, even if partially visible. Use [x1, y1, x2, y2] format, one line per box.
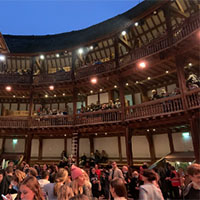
[0, 116, 29, 128]
[31, 115, 74, 127]
[75, 109, 122, 125]
[125, 95, 184, 120]
[0, 74, 31, 84]
[76, 61, 116, 79]
[0, 92, 199, 129]
[186, 88, 200, 110]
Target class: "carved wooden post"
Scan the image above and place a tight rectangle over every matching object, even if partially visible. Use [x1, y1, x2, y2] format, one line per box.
[118, 136, 122, 162]
[125, 127, 133, 166]
[24, 133, 33, 164]
[145, 132, 156, 163]
[167, 129, 174, 153]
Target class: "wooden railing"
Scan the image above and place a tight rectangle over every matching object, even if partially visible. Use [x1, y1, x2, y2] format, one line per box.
[75, 109, 122, 125]
[186, 88, 200, 110]
[31, 115, 74, 128]
[0, 116, 29, 128]
[0, 91, 199, 129]
[0, 74, 31, 84]
[125, 95, 184, 120]
[76, 61, 116, 79]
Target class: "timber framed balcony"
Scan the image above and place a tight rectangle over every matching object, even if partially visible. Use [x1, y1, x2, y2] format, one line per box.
[0, 89, 199, 129]
[0, 13, 199, 85]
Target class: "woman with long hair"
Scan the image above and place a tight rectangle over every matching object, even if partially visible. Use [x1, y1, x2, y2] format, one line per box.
[43, 168, 69, 200]
[139, 169, 164, 200]
[4, 176, 44, 200]
[110, 178, 127, 200]
[57, 184, 74, 200]
[69, 165, 92, 198]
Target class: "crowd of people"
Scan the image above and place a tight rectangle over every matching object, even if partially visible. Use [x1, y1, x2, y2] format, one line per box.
[0, 158, 200, 200]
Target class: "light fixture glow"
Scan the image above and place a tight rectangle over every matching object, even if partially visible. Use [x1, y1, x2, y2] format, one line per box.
[45, 94, 48, 98]
[99, 88, 103, 92]
[56, 53, 60, 58]
[5, 86, 12, 91]
[147, 77, 151, 80]
[147, 129, 150, 132]
[126, 83, 129, 86]
[189, 162, 192, 165]
[105, 132, 107, 135]
[176, 161, 180, 165]
[78, 48, 83, 54]
[121, 31, 126, 36]
[182, 132, 190, 138]
[166, 71, 169, 74]
[136, 81, 139, 84]
[0, 55, 5, 61]
[13, 95, 16, 98]
[91, 78, 97, 84]
[95, 133, 98, 136]
[139, 62, 146, 68]
[134, 22, 139, 26]
[54, 94, 56, 97]
[153, 129, 156, 131]
[22, 96, 25, 98]
[40, 55, 45, 60]
[188, 63, 192, 66]
[62, 93, 66, 96]
[90, 90, 93, 94]
[49, 85, 54, 90]
[114, 85, 117, 88]
[13, 139, 18, 145]
[90, 46, 93, 50]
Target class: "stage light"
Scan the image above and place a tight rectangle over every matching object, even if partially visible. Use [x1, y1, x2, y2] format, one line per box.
[49, 85, 54, 90]
[0, 55, 5, 61]
[139, 62, 146, 68]
[91, 77, 97, 84]
[121, 31, 126, 36]
[5, 86, 12, 91]
[40, 55, 45, 60]
[78, 48, 83, 54]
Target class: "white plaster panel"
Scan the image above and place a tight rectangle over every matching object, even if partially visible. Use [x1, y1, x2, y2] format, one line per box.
[31, 139, 39, 157]
[52, 103, 58, 110]
[34, 104, 41, 111]
[3, 103, 9, 110]
[10, 103, 18, 111]
[134, 93, 141, 105]
[42, 139, 64, 157]
[172, 132, 194, 152]
[94, 137, 118, 157]
[79, 138, 90, 157]
[153, 134, 170, 157]
[147, 90, 152, 98]
[19, 104, 26, 111]
[5, 139, 25, 153]
[59, 103, 65, 111]
[132, 136, 150, 158]
[100, 93, 109, 104]
[125, 94, 133, 106]
[167, 84, 176, 93]
[120, 136, 126, 157]
[67, 138, 72, 156]
[88, 94, 98, 105]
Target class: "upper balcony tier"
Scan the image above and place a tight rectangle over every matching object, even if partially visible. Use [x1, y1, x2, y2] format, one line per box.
[0, 88, 199, 129]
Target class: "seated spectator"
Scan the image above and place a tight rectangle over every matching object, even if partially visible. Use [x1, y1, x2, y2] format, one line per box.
[151, 89, 160, 100]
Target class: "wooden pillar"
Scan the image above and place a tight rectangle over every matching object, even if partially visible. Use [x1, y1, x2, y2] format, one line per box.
[146, 132, 156, 163]
[175, 55, 187, 110]
[118, 136, 122, 162]
[189, 116, 200, 163]
[38, 137, 43, 161]
[1, 137, 6, 153]
[24, 133, 33, 164]
[167, 129, 174, 153]
[76, 135, 80, 166]
[125, 127, 133, 166]
[118, 78, 126, 121]
[64, 137, 67, 155]
[114, 37, 119, 68]
[73, 87, 78, 118]
[89, 136, 94, 154]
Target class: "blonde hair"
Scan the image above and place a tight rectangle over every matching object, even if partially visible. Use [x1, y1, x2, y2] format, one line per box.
[54, 168, 69, 196]
[57, 184, 74, 200]
[13, 169, 26, 184]
[82, 169, 91, 189]
[71, 179, 83, 195]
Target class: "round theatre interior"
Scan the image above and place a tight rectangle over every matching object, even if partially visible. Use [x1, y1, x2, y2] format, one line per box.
[0, 0, 199, 167]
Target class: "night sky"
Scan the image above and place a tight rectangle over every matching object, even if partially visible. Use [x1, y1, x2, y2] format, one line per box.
[0, 0, 143, 35]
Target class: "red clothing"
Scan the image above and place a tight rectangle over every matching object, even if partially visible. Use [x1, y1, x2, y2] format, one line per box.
[95, 169, 101, 180]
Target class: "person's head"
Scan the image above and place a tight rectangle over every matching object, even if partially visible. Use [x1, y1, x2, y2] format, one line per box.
[6, 166, 14, 175]
[71, 165, 85, 186]
[12, 169, 26, 186]
[41, 170, 49, 180]
[69, 194, 89, 200]
[28, 167, 38, 177]
[132, 170, 139, 178]
[112, 162, 117, 170]
[8, 161, 14, 167]
[57, 184, 74, 200]
[95, 164, 98, 169]
[187, 164, 200, 186]
[54, 168, 69, 196]
[122, 166, 128, 173]
[42, 164, 48, 171]
[0, 169, 5, 183]
[110, 178, 127, 198]
[20, 176, 44, 200]
[141, 169, 157, 183]
[91, 167, 96, 175]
